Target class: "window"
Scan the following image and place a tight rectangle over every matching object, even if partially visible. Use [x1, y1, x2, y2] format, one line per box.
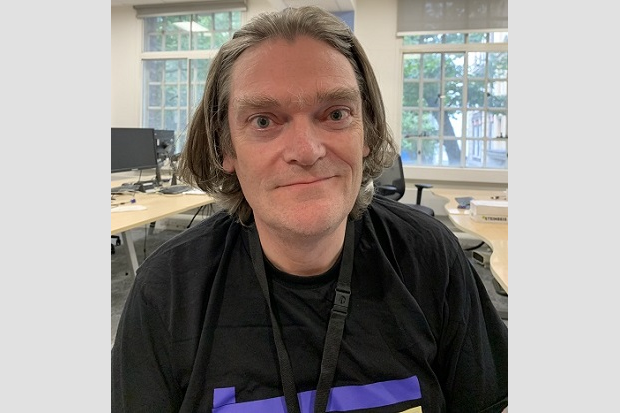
[400, 32, 508, 170]
[139, 11, 242, 153]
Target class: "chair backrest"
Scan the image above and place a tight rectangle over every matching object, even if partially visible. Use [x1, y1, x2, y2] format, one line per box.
[373, 155, 435, 217]
[373, 155, 406, 201]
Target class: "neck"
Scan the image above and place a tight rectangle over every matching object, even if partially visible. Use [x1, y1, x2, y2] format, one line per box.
[254, 220, 347, 276]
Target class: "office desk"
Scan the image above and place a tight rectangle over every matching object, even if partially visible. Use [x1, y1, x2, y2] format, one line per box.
[431, 188, 508, 294]
[111, 180, 215, 276]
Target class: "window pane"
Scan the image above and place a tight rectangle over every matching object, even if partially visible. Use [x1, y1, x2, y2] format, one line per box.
[401, 110, 418, 137]
[422, 83, 440, 107]
[194, 32, 213, 50]
[468, 32, 487, 43]
[214, 31, 231, 48]
[467, 81, 486, 108]
[420, 138, 440, 166]
[148, 84, 162, 107]
[444, 81, 463, 108]
[488, 110, 507, 138]
[488, 81, 507, 108]
[403, 54, 420, 79]
[164, 85, 178, 106]
[443, 110, 462, 137]
[486, 140, 507, 168]
[164, 109, 178, 130]
[442, 139, 462, 166]
[147, 109, 162, 127]
[178, 84, 188, 106]
[444, 53, 464, 78]
[444, 33, 464, 44]
[466, 110, 485, 137]
[401, 135, 418, 165]
[146, 33, 163, 52]
[490, 32, 508, 43]
[214, 12, 231, 30]
[421, 111, 439, 136]
[195, 14, 213, 30]
[467, 52, 486, 77]
[423, 54, 442, 79]
[465, 139, 483, 167]
[403, 82, 420, 107]
[232, 12, 242, 29]
[403, 34, 442, 45]
[488, 52, 508, 78]
[190, 59, 211, 110]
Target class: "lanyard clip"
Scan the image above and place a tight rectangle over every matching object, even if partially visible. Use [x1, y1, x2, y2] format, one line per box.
[332, 285, 351, 315]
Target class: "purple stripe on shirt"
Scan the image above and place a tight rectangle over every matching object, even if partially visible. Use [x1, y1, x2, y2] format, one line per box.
[212, 375, 421, 413]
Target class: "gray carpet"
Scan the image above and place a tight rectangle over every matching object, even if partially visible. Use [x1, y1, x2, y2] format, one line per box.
[111, 220, 508, 345]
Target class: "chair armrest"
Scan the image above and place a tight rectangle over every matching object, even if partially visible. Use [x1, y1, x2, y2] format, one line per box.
[375, 184, 398, 196]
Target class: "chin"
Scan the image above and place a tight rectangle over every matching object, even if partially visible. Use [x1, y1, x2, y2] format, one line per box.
[282, 202, 350, 235]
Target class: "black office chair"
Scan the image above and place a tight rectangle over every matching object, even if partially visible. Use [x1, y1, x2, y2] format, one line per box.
[373, 154, 434, 216]
[111, 235, 121, 254]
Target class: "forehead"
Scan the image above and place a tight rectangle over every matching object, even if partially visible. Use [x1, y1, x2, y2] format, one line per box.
[229, 36, 359, 104]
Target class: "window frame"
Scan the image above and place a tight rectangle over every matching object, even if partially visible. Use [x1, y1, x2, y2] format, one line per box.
[398, 34, 508, 185]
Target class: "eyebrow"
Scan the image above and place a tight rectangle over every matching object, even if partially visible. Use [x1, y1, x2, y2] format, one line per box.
[232, 87, 361, 112]
[315, 87, 361, 106]
[232, 95, 281, 112]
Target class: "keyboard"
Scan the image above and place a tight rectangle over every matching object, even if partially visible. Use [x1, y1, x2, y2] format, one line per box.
[160, 185, 191, 194]
[111, 184, 141, 193]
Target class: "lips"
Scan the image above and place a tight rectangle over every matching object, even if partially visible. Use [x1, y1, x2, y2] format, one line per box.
[278, 177, 332, 188]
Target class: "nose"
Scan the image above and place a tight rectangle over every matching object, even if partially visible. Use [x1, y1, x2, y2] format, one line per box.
[282, 117, 326, 165]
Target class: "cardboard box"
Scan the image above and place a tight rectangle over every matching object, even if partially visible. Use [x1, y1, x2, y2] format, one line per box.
[470, 199, 508, 223]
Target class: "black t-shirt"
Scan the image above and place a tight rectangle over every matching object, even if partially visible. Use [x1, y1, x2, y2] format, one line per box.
[112, 196, 508, 412]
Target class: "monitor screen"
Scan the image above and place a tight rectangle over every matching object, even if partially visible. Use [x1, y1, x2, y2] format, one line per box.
[111, 127, 158, 173]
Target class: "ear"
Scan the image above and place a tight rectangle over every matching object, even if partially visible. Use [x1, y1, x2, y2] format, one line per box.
[362, 144, 370, 157]
[222, 154, 236, 173]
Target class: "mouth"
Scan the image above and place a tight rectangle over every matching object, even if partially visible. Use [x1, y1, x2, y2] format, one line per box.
[278, 177, 333, 188]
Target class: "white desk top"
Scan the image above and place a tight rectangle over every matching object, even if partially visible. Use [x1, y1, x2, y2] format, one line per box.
[431, 188, 508, 294]
[111, 180, 215, 235]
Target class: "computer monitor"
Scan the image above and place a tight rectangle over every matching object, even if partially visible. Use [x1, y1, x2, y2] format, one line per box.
[154, 129, 176, 161]
[111, 127, 161, 183]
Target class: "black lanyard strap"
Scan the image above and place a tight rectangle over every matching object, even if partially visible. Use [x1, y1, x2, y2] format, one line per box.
[248, 220, 355, 413]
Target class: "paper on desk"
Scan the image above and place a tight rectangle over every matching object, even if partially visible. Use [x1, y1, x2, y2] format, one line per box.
[184, 188, 207, 195]
[111, 205, 147, 212]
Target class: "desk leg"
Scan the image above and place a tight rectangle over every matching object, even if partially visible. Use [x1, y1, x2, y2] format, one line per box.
[120, 231, 139, 277]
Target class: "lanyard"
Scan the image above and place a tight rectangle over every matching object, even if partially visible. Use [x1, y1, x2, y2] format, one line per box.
[248, 220, 355, 413]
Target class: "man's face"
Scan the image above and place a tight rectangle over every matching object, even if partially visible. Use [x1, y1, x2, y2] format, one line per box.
[224, 36, 370, 238]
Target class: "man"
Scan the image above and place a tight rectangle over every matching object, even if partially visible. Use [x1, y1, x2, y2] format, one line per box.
[112, 6, 508, 412]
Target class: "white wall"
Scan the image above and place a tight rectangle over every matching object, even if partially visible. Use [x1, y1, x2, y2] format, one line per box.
[354, 0, 399, 138]
[111, 6, 142, 127]
[111, 0, 508, 213]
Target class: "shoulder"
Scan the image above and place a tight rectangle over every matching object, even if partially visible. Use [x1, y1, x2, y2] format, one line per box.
[359, 195, 466, 292]
[364, 195, 458, 247]
[134, 210, 242, 289]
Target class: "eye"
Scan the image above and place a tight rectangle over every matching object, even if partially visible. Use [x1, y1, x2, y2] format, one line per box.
[328, 109, 349, 121]
[252, 116, 271, 129]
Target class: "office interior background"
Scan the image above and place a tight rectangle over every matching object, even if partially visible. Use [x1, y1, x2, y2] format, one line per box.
[111, 0, 509, 210]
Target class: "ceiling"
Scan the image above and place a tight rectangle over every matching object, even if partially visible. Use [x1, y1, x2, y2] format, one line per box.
[110, 0, 355, 12]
